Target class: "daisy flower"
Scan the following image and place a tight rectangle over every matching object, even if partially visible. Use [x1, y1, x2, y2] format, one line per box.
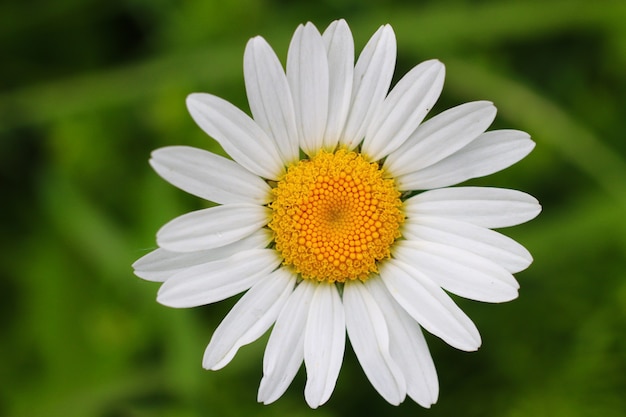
[133, 19, 541, 408]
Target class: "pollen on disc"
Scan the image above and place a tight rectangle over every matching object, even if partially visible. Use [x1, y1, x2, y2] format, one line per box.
[269, 149, 404, 283]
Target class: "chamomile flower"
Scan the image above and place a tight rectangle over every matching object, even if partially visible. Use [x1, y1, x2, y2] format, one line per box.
[133, 19, 540, 408]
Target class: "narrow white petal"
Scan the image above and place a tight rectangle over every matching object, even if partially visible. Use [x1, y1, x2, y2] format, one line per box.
[366, 278, 439, 407]
[403, 216, 532, 273]
[397, 130, 535, 190]
[150, 146, 271, 205]
[384, 101, 496, 177]
[340, 25, 396, 149]
[156, 203, 270, 252]
[203, 268, 297, 370]
[363, 60, 445, 161]
[258, 280, 315, 404]
[133, 248, 197, 282]
[403, 187, 542, 228]
[156, 248, 281, 308]
[133, 228, 272, 282]
[186, 93, 285, 180]
[287, 23, 329, 156]
[321, 19, 354, 150]
[344, 280, 406, 405]
[304, 283, 346, 408]
[379, 259, 481, 351]
[394, 240, 519, 303]
[244, 37, 299, 165]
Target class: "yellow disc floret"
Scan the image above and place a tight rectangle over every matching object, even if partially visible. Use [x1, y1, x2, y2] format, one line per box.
[269, 149, 404, 283]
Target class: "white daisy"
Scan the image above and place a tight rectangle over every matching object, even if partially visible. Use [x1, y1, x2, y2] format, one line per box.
[133, 20, 541, 408]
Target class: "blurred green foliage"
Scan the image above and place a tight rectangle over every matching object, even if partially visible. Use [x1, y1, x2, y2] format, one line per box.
[2, 0, 625, 416]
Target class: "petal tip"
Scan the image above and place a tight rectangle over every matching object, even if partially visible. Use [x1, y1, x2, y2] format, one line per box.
[186, 92, 203, 105]
[155, 289, 174, 307]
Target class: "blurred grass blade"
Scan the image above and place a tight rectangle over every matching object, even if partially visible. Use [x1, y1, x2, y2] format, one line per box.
[443, 56, 626, 207]
[2, 0, 625, 131]
[0, 45, 243, 132]
[387, 0, 626, 53]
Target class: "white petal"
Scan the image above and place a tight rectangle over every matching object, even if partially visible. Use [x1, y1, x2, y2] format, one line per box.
[304, 283, 346, 408]
[343, 280, 406, 405]
[384, 101, 496, 178]
[321, 19, 354, 150]
[402, 216, 532, 273]
[379, 259, 481, 351]
[366, 278, 439, 407]
[150, 146, 271, 205]
[394, 240, 519, 303]
[244, 36, 299, 165]
[156, 203, 270, 252]
[203, 268, 297, 370]
[133, 228, 272, 282]
[397, 129, 535, 190]
[403, 187, 542, 228]
[156, 248, 281, 308]
[186, 93, 285, 180]
[340, 25, 396, 149]
[258, 280, 315, 404]
[363, 60, 445, 161]
[287, 23, 329, 156]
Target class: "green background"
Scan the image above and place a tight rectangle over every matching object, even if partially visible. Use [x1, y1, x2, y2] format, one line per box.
[2, 0, 625, 416]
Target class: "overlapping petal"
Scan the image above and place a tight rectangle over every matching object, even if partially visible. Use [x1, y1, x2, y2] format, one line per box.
[287, 23, 329, 156]
[258, 280, 315, 404]
[396, 130, 535, 190]
[156, 248, 281, 308]
[384, 101, 496, 178]
[156, 203, 270, 252]
[244, 36, 300, 165]
[402, 216, 532, 273]
[403, 187, 542, 228]
[366, 278, 439, 407]
[344, 280, 406, 405]
[304, 283, 346, 408]
[203, 268, 296, 370]
[340, 24, 396, 149]
[363, 59, 445, 161]
[186, 93, 285, 180]
[150, 146, 271, 205]
[379, 259, 482, 351]
[133, 228, 272, 282]
[394, 240, 519, 303]
[321, 19, 354, 150]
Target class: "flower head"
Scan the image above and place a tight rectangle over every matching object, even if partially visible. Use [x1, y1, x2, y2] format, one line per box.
[133, 20, 541, 408]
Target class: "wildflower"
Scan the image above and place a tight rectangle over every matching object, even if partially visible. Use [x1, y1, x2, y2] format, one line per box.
[133, 20, 540, 408]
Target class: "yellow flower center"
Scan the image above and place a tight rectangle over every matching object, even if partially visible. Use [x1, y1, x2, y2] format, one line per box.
[269, 149, 404, 283]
